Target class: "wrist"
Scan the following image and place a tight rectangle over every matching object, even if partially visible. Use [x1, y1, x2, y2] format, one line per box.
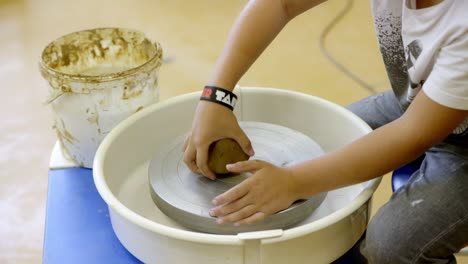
[285, 166, 305, 201]
[200, 85, 238, 110]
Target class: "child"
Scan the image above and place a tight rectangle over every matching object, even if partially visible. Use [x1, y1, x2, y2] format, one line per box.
[183, 0, 468, 262]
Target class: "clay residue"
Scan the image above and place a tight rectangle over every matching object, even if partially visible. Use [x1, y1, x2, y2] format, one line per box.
[135, 106, 144, 112]
[87, 115, 99, 124]
[40, 28, 163, 105]
[55, 120, 78, 162]
[121, 86, 143, 100]
[41, 28, 156, 76]
[86, 106, 101, 133]
[58, 119, 78, 144]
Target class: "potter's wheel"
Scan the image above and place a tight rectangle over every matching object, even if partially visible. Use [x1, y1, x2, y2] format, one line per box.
[148, 121, 327, 234]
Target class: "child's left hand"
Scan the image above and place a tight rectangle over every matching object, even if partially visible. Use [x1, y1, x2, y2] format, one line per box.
[209, 160, 299, 226]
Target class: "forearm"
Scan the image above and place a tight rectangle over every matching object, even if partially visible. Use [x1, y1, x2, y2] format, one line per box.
[291, 119, 426, 198]
[209, 0, 326, 90]
[290, 92, 467, 199]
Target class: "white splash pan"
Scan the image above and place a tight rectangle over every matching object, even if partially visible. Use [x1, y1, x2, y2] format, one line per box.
[93, 87, 381, 264]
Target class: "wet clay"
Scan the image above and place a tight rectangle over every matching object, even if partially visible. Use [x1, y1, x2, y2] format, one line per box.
[207, 138, 249, 175]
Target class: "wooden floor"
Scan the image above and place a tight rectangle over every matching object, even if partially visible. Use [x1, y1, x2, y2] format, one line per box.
[0, 0, 465, 262]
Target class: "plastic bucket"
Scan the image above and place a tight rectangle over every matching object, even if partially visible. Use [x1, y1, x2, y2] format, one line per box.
[40, 27, 163, 168]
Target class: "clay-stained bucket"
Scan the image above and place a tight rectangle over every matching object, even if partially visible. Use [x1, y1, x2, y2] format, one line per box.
[40, 28, 163, 168]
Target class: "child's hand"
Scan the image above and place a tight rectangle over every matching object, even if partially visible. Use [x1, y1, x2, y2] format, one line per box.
[183, 101, 254, 180]
[209, 160, 298, 226]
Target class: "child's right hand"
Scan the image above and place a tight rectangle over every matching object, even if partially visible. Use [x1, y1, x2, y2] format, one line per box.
[183, 100, 254, 180]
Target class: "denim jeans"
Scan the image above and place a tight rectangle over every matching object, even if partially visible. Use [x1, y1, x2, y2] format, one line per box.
[346, 90, 468, 264]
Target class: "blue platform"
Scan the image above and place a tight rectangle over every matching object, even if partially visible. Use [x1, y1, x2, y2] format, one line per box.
[43, 168, 142, 263]
[43, 168, 364, 263]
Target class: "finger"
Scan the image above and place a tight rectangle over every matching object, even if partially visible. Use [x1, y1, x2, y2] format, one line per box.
[234, 211, 267, 226]
[196, 145, 216, 180]
[212, 181, 249, 206]
[183, 143, 200, 174]
[209, 193, 252, 217]
[215, 204, 258, 225]
[182, 133, 191, 152]
[234, 131, 255, 156]
[226, 160, 264, 173]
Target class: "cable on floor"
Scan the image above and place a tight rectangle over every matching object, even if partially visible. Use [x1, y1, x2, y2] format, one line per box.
[318, 0, 378, 95]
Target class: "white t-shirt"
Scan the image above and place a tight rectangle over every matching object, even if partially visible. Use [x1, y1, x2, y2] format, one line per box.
[371, 0, 468, 135]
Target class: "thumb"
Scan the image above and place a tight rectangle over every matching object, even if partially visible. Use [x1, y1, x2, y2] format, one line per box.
[234, 131, 255, 157]
[226, 160, 264, 173]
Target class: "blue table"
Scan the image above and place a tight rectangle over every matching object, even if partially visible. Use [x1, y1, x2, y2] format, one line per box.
[43, 168, 142, 263]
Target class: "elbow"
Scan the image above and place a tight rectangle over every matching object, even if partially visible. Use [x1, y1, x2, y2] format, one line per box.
[391, 118, 444, 156]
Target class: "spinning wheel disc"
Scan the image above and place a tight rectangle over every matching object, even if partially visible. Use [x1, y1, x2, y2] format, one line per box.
[148, 122, 327, 234]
